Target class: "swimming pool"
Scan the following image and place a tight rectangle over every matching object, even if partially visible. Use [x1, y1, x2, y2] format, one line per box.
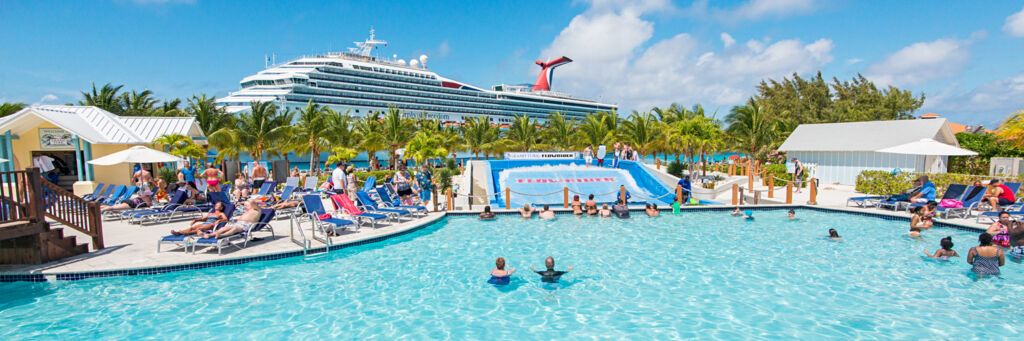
[1, 209, 1021, 339]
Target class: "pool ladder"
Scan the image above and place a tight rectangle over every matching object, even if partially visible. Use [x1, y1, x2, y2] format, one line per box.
[289, 215, 329, 259]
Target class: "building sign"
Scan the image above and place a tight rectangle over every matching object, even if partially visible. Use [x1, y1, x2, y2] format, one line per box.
[503, 152, 580, 160]
[39, 128, 74, 149]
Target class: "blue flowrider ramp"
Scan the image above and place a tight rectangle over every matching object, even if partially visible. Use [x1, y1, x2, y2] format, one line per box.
[484, 160, 674, 207]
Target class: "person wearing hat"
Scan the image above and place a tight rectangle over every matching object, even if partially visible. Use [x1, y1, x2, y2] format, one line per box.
[743, 210, 754, 220]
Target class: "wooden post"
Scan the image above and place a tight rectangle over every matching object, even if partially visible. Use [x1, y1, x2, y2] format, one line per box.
[25, 167, 44, 222]
[563, 187, 569, 208]
[731, 183, 738, 205]
[676, 185, 683, 204]
[768, 175, 774, 198]
[619, 185, 626, 204]
[754, 191, 760, 205]
[433, 187, 438, 212]
[656, 158, 661, 170]
[87, 201, 104, 249]
[505, 187, 511, 210]
[747, 168, 754, 191]
[728, 164, 735, 176]
[808, 177, 818, 205]
[446, 188, 453, 211]
[785, 183, 793, 204]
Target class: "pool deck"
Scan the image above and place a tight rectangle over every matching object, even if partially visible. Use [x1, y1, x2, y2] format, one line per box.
[1, 165, 996, 281]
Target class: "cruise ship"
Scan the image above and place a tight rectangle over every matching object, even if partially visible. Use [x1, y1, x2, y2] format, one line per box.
[217, 30, 617, 126]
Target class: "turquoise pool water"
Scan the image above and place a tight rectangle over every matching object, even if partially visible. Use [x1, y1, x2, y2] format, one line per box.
[1, 210, 1022, 339]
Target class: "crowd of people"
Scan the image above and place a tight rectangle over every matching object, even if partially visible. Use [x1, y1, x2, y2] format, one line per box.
[581, 142, 641, 167]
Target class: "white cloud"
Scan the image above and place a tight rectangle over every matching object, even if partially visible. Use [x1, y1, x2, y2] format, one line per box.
[436, 40, 451, 58]
[847, 58, 862, 64]
[732, 0, 816, 20]
[1005, 7, 1024, 37]
[864, 38, 970, 87]
[720, 33, 736, 48]
[32, 94, 58, 105]
[538, 3, 833, 111]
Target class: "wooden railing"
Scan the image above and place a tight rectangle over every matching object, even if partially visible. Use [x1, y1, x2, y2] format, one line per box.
[40, 178, 104, 249]
[0, 168, 40, 224]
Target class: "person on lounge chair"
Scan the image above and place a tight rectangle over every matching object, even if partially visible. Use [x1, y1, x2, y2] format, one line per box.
[983, 179, 1016, 212]
[171, 202, 228, 236]
[270, 197, 300, 210]
[200, 200, 261, 239]
[100, 193, 149, 212]
[909, 175, 936, 203]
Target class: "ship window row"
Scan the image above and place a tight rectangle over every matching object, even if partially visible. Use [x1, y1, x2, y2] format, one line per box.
[307, 73, 613, 113]
[241, 77, 308, 88]
[289, 61, 344, 67]
[323, 66, 439, 86]
[285, 94, 573, 119]
[292, 88, 594, 117]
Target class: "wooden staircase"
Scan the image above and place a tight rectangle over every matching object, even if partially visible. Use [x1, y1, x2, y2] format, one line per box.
[0, 168, 101, 265]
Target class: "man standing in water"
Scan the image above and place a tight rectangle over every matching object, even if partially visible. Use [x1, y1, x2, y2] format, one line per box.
[530, 256, 572, 283]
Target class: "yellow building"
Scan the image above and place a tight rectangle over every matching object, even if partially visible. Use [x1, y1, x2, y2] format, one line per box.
[0, 106, 205, 195]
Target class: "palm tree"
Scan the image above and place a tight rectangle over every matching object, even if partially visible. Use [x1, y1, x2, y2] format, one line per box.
[381, 105, 416, 169]
[405, 131, 449, 166]
[353, 111, 386, 169]
[997, 110, 1024, 148]
[209, 101, 294, 162]
[725, 98, 776, 160]
[288, 101, 334, 173]
[619, 111, 662, 158]
[462, 116, 499, 159]
[670, 116, 722, 175]
[544, 112, 576, 151]
[79, 82, 124, 114]
[652, 103, 690, 125]
[156, 98, 186, 117]
[119, 89, 159, 116]
[505, 115, 545, 152]
[153, 133, 204, 160]
[0, 102, 26, 117]
[576, 113, 615, 148]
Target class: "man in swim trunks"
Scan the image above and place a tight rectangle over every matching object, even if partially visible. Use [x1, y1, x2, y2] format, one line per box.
[518, 204, 534, 218]
[538, 204, 555, 220]
[530, 256, 572, 283]
[200, 200, 261, 239]
[251, 162, 269, 191]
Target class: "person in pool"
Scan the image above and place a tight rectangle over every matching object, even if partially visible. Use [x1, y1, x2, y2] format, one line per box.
[570, 195, 584, 216]
[530, 256, 572, 283]
[479, 206, 496, 220]
[671, 196, 681, 215]
[909, 206, 931, 237]
[585, 194, 598, 216]
[539, 204, 555, 220]
[967, 233, 1005, 279]
[599, 204, 612, 218]
[925, 236, 960, 260]
[518, 204, 535, 218]
[986, 211, 1014, 248]
[827, 228, 842, 241]
[488, 257, 515, 285]
[645, 203, 659, 217]
[612, 199, 630, 218]
[787, 210, 797, 220]
[742, 210, 754, 220]
[730, 207, 743, 216]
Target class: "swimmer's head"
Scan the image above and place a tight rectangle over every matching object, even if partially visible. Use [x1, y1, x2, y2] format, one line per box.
[788, 210, 795, 217]
[589, 194, 594, 200]
[911, 206, 922, 214]
[543, 204, 549, 210]
[545, 256, 555, 270]
[483, 206, 491, 213]
[979, 232, 993, 246]
[573, 195, 580, 201]
[602, 204, 608, 209]
[828, 229, 839, 238]
[651, 203, 657, 210]
[495, 257, 506, 270]
[523, 204, 530, 210]
[745, 210, 753, 217]
[940, 236, 954, 250]
[732, 207, 740, 212]
[926, 201, 937, 208]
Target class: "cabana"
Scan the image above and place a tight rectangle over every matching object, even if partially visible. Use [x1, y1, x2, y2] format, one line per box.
[0, 105, 205, 195]
[777, 118, 975, 185]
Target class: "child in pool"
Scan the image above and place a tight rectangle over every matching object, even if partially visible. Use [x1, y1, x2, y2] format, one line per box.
[924, 236, 960, 260]
[909, 206, 930, 237]
[730, 207, 742, 216]
[743, 210, 754, 220]
[827, 228, 842, 241]
[599, 204, 612, 218]
[787, 210, 797, 220]
[671, 196, 681, 215]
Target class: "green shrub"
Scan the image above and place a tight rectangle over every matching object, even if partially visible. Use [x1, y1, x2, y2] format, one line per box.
[158, 166, 177, 184]
[854, 170, 1024, 196]
[437, 168, 453, 192]
[353, 170, 398, 186]
[763, 163, 806, 188]
[666, 161, 684, 177]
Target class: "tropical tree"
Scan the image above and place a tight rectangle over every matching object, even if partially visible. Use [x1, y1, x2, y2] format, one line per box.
[544, 112, 576, 151]
[576, 112, 616, 148]
[119, 89, 159, 116]
[652, 103, 690, 125]
[997, 110, 1024, 148]
[156, 98, 186, 117]
[405, 131, 449, 166]
[505, 115, 545, 152]
[462, 116, 500, 159]
[153, 133, 204, 160]
[0, 102, 26, 117]
[671, 116, 723, 175]
[353, 111, 386, 169]
[325, 146, 360, 167]
[725, 98, 776, 160]
[288, 101, 335, 173]
[209, 101, 294, 161]
[619, 111, 662, 158]
[79, 82, 124, 114]
[381, 105, 416, 169]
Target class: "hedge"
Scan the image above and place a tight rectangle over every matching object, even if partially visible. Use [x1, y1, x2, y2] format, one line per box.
[763, 163, 807, 188]
[854, 170, 1024, 197]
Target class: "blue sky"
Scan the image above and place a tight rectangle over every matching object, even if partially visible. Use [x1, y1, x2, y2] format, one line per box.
[2, 0, 1023, 127]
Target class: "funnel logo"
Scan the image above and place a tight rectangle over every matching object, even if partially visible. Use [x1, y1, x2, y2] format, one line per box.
[516, 177, 616, 183]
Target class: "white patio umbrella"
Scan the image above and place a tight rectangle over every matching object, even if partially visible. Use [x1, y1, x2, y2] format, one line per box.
[86, 146, 184, 166]
[0, 157, 7, 162]
[876, 138, 978, 156]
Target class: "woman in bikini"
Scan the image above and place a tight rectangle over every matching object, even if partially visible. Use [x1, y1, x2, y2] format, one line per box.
[570, 195, 584, 216]
[202, 163, 223, 192]
[909, 206, 931, 237]
[584, 194, 598, 216]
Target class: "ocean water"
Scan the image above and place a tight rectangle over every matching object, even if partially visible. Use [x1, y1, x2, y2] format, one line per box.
[1, 209, 1020, 339]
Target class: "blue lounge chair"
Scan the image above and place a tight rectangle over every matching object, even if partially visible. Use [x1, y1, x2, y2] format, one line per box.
[285, 177, 300, 189]
[191, 209, 276, 255]
[255, 181, 277, 196]
[101, 185, 127, 206]
[122, 190, 187, 220]
[133, 191, 229, 224]
[908, 184, 968, 211]
[942, 186, 987, 219]
[157, 199, 237, 253]
[301, 194, 357, 235]
[297, 176, 319, 193]
[362, 176, 377, 194]
[374, 186, 427, 215]
[82, 184, 105, 201]
[90, 184, 116, 203]
[331, 193, 390, 227]
[846, 195, 887, 208]
[356, 190, 412, 219]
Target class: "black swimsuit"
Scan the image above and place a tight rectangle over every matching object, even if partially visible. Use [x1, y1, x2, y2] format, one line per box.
[535, 269, 567, 283]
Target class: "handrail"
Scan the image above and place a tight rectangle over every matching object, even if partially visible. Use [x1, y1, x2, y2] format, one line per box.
[289, 214, 312, 255]
[0, 169, 34, 223]
[40, 177, 104, 249]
